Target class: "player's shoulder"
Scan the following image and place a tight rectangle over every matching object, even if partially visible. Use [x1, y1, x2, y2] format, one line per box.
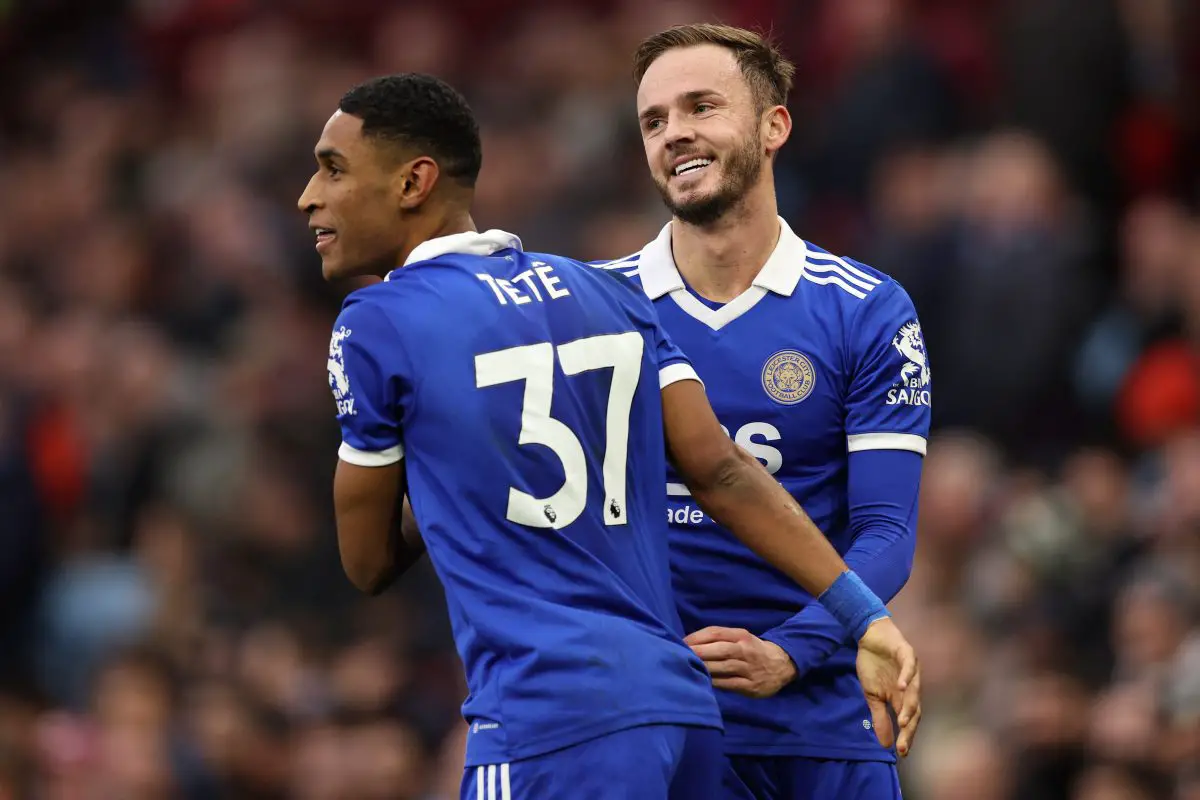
[382, 249, 490, 286]
[585, 250, 651, 302]
[797, 240, 913, 317]
[335, 257, 471, 333]
[329, 286, 406, 361]
[533, 249, 650, 302]
[339, 279, 396, 315]
[363, 246, 508, 312]
[336, 270, 425, 324]
[587, 251, 644, 281]
[798, 240, 896, 302]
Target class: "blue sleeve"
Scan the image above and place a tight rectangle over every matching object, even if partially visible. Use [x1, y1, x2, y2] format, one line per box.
[653, 317, 698, 388]
[845, 280, 931, 455]
[761, 448, 920, 675]
[600, 266, 696, 388]
[328, 295, 409, 467]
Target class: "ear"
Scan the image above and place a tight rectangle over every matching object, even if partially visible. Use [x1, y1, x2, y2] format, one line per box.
[395, 156, 441, 210]
[761, 105, 792, 159]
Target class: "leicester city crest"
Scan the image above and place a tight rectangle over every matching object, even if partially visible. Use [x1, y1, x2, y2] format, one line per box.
[761, 349, 817, 405]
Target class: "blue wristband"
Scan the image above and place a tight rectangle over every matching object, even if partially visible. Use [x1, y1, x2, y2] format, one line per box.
[818, 571, 890, 642]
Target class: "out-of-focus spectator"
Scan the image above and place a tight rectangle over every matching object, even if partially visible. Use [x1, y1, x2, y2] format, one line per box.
[998, 0, 1130, 221]
[862, 145, 961, 367]
[932, 131, 1098, 461]
[915, 727, 1012, 800]
[1075, 197, 1190, 423]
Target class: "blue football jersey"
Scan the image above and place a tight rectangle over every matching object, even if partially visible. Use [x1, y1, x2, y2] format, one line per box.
[596, 219, 930, 761]
[328, 230, 722, 768]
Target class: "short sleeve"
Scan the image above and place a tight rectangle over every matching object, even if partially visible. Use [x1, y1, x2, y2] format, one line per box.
[596, 265, 701, 391]
[328, 297, 406, 466]
[844, 282, 931, 456]
[652, 311, 701, 390]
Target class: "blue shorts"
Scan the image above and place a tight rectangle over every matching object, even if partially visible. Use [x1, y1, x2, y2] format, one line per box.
[724, 756, 902, 800]
[668, 726, 725, 799]
[462, 724, 718, 799]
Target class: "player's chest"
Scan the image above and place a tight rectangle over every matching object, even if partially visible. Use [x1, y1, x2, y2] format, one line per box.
[660, 309, 848, 465]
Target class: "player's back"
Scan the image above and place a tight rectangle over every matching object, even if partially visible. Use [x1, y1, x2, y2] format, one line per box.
[334, 231, 720, 768]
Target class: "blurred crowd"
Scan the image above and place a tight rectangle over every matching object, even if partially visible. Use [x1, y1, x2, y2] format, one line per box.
[0, 0, 1198, 797]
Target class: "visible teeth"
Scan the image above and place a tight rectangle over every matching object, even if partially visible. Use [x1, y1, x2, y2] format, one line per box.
[674, 158, 712, 176]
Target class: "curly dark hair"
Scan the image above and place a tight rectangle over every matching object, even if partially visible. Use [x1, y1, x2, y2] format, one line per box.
[339, 74, 482, 187]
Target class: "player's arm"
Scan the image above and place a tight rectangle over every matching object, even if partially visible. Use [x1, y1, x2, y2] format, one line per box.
[646, 294, 900, 618]
[662, 377, 920, 754]
[326, 298, 424, 594]
[756, 452, 918, 679]
[730, 281, 929, 754]
[759, 281, 930, 671]
[684, 456, 918, 707]
[334, 462, 424, 594]
[662, 379, 846, 595]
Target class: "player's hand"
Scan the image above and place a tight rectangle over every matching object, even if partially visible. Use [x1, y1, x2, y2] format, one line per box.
[684, 627, 797, 698]
[856, 617, 921, 757]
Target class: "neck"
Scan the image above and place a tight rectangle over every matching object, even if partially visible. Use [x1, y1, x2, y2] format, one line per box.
[396, 203, 477, 268]
[670, 179, 781, 302]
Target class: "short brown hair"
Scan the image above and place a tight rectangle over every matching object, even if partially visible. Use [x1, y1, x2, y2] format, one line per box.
[633, 23, 795, 110]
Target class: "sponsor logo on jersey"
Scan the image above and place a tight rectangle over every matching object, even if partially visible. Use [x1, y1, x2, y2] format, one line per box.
[887, 320, 931, 407]
[666, 422, 783, 525]
[761, 349, 817, 406]
[328, 326, 356, 416]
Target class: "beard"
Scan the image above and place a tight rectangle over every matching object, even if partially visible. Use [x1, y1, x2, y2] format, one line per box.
[655, 133, 763, 226]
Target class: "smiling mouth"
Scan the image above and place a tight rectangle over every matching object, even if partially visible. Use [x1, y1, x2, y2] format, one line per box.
[673, 158, 713, 178]
[314, 228, 336, 251]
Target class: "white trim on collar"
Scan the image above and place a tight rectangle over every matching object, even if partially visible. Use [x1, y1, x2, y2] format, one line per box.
[635, 217, 808, 331]
[403, 229, 523, 267]
[637, 217, 808, 300]
[638, 222, 683, 300]
[754, 218, 809, 296]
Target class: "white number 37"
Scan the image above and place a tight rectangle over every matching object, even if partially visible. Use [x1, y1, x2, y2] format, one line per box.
[474, 331, 643, 529]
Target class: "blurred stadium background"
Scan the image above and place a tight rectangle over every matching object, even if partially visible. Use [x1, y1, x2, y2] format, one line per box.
[0, 0, 1198, 797]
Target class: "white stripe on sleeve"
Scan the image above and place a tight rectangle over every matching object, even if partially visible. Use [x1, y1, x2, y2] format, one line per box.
[659, 362, 703, 389]
[338, 441, 404, 466]
[487, 764, 496, 800]
[801, 273, 868, 299]
[825, 254, 882, 285]
[501, 764, 511, 800]
[803, 262, 877, 292]
[846, 432, 927, 456]
[476, 766, 484, 800]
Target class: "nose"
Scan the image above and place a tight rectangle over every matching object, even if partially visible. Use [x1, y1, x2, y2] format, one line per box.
[663, 112, 696, 149]
[298, 174, 321, 214]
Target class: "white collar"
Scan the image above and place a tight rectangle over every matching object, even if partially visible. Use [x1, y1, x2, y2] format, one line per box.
[638, 216, 808, 300]
[403, 228, 523, 267]
[636, 217, 809, 331]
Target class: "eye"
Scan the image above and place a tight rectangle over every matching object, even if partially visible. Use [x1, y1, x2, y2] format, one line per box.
[643, 118, 663, 132]
[695, 102, 715, 114]
[326, 164, 343, 177]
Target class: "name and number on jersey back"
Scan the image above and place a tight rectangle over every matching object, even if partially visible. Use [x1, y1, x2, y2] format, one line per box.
[329, 258, 569, 422]
[326, 230, 721, 768]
